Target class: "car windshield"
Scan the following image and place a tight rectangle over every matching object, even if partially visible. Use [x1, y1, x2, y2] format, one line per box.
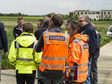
[109, 27, 112, 32]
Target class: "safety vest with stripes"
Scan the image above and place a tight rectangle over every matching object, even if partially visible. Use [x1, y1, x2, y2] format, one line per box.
[67, 34, 89, 82]
[39, 31, 69, 72]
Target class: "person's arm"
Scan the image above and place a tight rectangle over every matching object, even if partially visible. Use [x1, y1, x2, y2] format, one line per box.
[68, 43, 80, 66]
[13, 27, 17, 39]
[8, 40, 17, 65]
[0, 23, 8, 55]
[35, 34, 44, 52]
[34, 30, 40, 40]
[95, 32, 101, 59]
[34, 51, 42, 65]
[89, 28, 97, 56]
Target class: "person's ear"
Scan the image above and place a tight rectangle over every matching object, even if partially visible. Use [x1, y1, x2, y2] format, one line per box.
[51, 21, 54, 26]
[49, 21, 54, 29]
[73, 29, 78, 34]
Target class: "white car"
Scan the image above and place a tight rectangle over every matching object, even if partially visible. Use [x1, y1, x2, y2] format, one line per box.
[107, 26, 112, 37]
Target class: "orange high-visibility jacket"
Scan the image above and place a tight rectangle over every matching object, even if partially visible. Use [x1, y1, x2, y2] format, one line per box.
[39, 31, 69, 72]
[67, 34, 89, 83]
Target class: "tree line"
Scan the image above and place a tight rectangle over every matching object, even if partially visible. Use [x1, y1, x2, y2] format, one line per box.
[0, 12, 28, 16]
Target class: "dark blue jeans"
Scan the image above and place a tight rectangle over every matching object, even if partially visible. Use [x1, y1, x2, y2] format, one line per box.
[83, 58, 92, 84]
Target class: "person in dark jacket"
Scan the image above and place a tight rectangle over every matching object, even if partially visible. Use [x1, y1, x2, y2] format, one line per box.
[79, 15, 97, 84]
[0, 22, 8, 81]
[34, 19, 44, 40]
[13, 16, 24, 39]
[90, 29, 101, 84]
[34, 17, 50, 40]
[35, 14, 69, 84]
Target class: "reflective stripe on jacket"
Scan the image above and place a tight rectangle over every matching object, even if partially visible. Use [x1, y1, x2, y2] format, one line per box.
[39, 31, 69, 72]
[8, 32, 42, 74]
[67, 34, 89, 82]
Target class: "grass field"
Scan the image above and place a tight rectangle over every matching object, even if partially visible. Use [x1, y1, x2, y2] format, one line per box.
[92, 21, 112, 46]
[1, 16, 112, 69]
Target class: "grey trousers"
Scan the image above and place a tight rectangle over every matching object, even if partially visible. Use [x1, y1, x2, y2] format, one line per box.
[0, 50, 2, 81]
[90, 58, 98, 84]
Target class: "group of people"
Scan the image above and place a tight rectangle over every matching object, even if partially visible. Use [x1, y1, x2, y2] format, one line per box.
[0, 14, 101, 84]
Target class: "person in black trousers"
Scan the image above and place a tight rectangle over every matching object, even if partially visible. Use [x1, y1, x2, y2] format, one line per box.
[90, 30, 101, 84]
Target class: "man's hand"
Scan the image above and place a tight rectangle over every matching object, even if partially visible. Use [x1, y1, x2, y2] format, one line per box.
[4, 52, 8, 56]
[16, 34, 18, 37]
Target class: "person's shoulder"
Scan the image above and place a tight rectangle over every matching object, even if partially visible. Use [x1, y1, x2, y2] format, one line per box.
[0, 22, 3, 24]
[13, 25, 19, 31]
[0, 22, 4, 26]
[42, 27, 48, 30]
[0, 22, 5, 30]
[39, 27, 47, 32]
[14, 25, 18, 28]
[11, 40, 16, 45]
[36, 29, 42, 34]
[35, 29, 39, 33]
[87, 24, 95, 32]
[96, 31, 101, 38]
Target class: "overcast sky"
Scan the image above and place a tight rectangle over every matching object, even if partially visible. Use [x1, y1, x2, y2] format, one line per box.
[0, 0, 112, 15]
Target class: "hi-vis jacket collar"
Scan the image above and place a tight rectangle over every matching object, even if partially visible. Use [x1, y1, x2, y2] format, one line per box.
[71, 34, 88, 43]
[16, 32, 36, 47]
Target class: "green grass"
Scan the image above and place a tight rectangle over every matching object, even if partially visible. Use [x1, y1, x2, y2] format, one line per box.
[6, 26, 15, 47]
[2, 57, 14, 69]
[92, 21, 112, 25]
[92, 21, 112, 47]
[1, 17, 112, 69]
[96, 27, 112, 47]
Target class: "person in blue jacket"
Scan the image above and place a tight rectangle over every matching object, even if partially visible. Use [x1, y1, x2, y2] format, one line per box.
[79, 15, 97, 84]
[0, 22, 8, 81]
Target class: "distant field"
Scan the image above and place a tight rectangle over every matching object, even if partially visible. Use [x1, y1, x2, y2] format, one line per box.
[0, 16, 44, 26]
[1, 16, 112, 69]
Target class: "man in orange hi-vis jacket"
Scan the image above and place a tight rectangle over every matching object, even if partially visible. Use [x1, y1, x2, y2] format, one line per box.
[35, 14, 69, 84]
[66, 22, 89, 84]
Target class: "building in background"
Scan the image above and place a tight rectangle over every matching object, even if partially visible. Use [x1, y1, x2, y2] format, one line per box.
[69, 10, 112, 20]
